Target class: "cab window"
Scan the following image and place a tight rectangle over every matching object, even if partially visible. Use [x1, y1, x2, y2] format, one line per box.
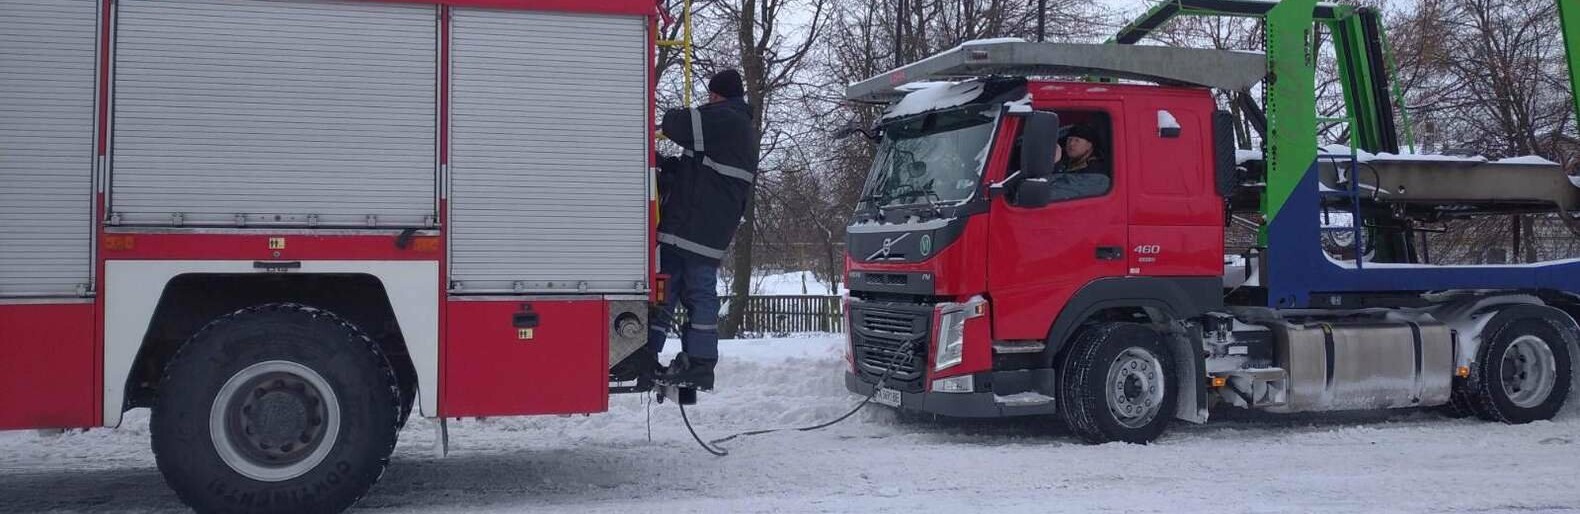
[1007, 110, 1115, 203]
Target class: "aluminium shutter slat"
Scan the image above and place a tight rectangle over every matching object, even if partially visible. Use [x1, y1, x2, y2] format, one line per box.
[110, 0, 437, 228]
[449, 10, 649, 293]
[0, 0, 96, 296]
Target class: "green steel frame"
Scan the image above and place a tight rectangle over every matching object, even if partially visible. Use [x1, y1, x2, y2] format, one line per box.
[1563, 0, 1580, 128]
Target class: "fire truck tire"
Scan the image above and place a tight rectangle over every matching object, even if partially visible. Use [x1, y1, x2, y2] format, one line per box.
[1459, 315, 1573, 424]
[1057, 322, 1177, 444]
[395, 371, 416, 431]
[151, 303, 401, 514]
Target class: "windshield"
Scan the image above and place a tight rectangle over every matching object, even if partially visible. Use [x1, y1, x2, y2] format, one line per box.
[860, 105, 998, 210]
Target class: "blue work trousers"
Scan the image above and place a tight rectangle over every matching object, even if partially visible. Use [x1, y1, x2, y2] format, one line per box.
[646, 245, 721, 360]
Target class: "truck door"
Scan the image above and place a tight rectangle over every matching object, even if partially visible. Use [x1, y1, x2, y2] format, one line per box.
[987, 105, 1129, 341]
[1126, 100, 1223, 277]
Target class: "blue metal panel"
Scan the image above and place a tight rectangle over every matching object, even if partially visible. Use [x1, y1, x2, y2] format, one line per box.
[1265, 162, 1580, 308]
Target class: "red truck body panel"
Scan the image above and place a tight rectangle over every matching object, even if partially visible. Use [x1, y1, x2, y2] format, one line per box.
[0, 303, 97, 429]
[443, 299, 610, 417]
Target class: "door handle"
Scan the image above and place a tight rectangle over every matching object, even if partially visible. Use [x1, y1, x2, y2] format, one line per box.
[1096, 246, 1124, 261]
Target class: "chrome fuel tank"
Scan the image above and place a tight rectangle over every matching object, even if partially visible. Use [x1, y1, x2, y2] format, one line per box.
[1263, 320, 1454, 413]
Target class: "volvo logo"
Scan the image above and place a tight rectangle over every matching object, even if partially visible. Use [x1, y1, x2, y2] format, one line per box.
[867, 233, 910, 260]
[919, 234, 933, 256]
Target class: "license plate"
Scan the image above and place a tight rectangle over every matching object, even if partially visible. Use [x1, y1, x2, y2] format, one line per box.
[873, 387, 902, 407]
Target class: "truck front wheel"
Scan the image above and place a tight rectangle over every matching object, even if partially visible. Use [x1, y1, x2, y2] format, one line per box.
[1057, 322, 1177, 444]
[151, 304, 401, 514]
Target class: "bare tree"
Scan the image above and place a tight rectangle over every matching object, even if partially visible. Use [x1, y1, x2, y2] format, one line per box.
[1387, 0, 1577, 263]
[704, 0, 827, 337]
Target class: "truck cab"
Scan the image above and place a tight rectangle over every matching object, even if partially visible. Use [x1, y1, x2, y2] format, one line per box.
[844, 77, 1225, 419]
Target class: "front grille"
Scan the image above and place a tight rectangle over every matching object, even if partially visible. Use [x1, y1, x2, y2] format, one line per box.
[850, 302, 932, 392]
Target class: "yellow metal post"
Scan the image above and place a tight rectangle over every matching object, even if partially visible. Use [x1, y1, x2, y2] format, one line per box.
[656, 0, 695, 106]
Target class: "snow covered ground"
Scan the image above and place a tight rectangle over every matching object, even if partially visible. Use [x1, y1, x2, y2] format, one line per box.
[4, 334, 1580, 513]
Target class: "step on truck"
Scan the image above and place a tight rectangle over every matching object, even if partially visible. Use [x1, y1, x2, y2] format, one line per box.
[0, 0, 664, 511]
[841, 0, 1580, 443]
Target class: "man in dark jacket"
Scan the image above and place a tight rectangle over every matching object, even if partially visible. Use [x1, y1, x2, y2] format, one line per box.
[640, 69, 759, 391]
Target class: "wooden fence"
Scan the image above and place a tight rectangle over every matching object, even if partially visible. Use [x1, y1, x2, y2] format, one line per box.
[671, 295, 843, 336]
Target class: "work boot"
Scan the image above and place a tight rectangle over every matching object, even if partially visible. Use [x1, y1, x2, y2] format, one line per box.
[661, 352, 716, 391]
[634, 347, 667, 390]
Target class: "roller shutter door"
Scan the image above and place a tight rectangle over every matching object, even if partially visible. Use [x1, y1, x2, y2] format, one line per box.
[0, 0, 98, 296]
[449, 10, 649, 293]
[110, 0, 437, 227]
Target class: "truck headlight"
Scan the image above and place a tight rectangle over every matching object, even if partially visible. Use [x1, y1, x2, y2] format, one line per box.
[935, 310, 967, 371]
[843, 298, 856, 373]
[934, 296, 986, 372]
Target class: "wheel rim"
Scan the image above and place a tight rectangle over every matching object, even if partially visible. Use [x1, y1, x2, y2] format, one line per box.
[210, 360, 341, 482]
[1105, 347, 1166, 429]
[1499, 335, 1557, 409]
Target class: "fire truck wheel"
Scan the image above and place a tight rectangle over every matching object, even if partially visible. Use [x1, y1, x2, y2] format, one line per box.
[151, 303, 400, 514]
[395, 366, 416, 431]
[1460, 315, 1573, 424]
[1057, 322, 1177, 444]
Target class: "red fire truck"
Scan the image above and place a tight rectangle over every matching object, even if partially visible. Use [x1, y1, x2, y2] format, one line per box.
[1, 0, 659, 511]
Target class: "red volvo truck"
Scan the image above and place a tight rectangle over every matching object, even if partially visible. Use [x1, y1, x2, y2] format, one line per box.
[842, 1, 1580, 445]
[0, 0, 660, 511]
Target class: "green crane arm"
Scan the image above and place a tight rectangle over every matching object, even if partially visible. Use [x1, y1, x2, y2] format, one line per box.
[1563, 0, 1580, 132]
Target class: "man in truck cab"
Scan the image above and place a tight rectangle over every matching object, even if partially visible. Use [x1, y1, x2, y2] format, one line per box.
[1060, 123, 1108, 177]
[637, 69, 760, 391]
[1015, 121, 1111, 203]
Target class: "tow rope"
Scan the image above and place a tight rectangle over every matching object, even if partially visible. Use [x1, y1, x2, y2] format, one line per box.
[665, 341, 917, 457]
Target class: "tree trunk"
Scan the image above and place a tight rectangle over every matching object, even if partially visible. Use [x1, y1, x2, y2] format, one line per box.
[1521, 215, 1539, 263]
[721, 0, 768, 338]
[723, 199, 757, 337]
[1512, 214, 1524, 264]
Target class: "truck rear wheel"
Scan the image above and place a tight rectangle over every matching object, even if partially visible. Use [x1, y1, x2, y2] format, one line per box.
[1057, 323, 1177, 444]
[1460, 314, 1573, 424]
[151, 304, 400, 514]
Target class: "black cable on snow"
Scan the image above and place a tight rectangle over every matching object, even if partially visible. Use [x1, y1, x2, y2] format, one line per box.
[674, 341, 917, 457]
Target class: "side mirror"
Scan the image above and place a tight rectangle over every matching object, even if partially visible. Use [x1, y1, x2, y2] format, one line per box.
[1019, 111, 1061, 179]
[1015, 177, 1055, 208]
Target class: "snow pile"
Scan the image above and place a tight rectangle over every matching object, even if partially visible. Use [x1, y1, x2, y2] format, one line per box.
[1157, 110, 1180, 131]
[894, 80, 953, 93]
[883, 81, 983, 120]
[1004, 94, 1033, 113]
[1320, 144, 1562, 168]
[959, 37, 1028, 47]
[1235, 149, 1263, 165]
[1495, 155, 1559, 166]
[1373, 152, 1486, 163]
